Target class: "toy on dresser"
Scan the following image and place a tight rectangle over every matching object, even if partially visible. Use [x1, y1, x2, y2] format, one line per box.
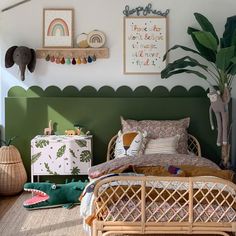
[44, 120, 53, 135]
[65, 127, 90, 136]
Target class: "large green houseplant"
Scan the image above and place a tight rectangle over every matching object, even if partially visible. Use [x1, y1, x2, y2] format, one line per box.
[161, 13, 236, 168]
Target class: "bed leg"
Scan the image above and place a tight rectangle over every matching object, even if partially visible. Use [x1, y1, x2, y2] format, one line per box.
[92, 220, 98, 236]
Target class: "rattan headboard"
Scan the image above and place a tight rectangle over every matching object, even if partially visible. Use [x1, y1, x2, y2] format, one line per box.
[106, 134, 202, 161]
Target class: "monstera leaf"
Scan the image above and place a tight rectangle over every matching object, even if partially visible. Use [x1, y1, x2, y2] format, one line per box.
[80, 150, 91, 162]
[35, 139, 49, 148]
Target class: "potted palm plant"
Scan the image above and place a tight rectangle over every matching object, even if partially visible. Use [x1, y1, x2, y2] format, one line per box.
[161, 13, 236, 168]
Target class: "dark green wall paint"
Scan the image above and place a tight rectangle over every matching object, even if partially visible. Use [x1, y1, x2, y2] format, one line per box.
[5, 86, 220, 181]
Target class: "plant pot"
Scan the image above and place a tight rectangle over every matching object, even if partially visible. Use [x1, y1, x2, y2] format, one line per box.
[0, 145, 27, 195]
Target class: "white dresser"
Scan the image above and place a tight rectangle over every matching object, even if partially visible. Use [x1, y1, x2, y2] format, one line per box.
[31, 135, 92, 182]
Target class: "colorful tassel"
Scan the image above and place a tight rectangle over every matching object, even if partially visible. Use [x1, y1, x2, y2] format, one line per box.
[72, 57, 76, 65]
[56, 57, 61, 64]
[82, 57, 87, 64]
[50, 55, 55, 63]
[66, 57, 71, 65]
[87, 56, 92, 63]
[92, 54, 96, 62]
[61, 57, 65, 64]
[45, 54, 50, 61]
[77, 57, 81, 64]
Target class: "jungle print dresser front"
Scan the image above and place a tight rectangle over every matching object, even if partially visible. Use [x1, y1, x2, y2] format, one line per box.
[31, 135, 92, 182]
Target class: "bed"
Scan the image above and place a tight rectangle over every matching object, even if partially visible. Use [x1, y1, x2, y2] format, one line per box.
[80, 132, 236, 236]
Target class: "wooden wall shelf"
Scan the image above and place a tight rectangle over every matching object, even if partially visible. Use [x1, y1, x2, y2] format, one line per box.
[36, 47, 109, 59]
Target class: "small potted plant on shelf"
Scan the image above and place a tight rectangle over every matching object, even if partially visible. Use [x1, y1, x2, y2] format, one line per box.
[161, 13, 236, 169]
[0, 136, 27, 195]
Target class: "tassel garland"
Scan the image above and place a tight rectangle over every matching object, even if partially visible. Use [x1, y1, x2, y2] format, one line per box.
[45, 54, 97, 65]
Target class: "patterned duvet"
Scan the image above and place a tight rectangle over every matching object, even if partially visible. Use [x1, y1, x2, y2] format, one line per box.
[101, 196, 236, 223]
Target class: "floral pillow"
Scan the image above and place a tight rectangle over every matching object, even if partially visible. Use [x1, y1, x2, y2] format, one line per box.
[114, 130, 147, 158]
[121, 117, 190, 154]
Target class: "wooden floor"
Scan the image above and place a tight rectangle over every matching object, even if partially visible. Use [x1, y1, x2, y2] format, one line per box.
[0, 193, 229, 236]
[0, 192, 87, 236]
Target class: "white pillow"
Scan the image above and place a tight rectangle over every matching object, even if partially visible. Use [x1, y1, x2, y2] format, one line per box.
[144, 135, 180, 155]
[115, 130, 147, 158]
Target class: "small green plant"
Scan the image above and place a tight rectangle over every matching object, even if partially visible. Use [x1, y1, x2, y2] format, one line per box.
[0, 136, 17, 146]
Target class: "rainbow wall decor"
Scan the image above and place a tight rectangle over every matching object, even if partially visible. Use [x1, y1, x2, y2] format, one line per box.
[47, 18, 69, 36]
[87, 30, 106, 48]
[88, 34, 103, 44]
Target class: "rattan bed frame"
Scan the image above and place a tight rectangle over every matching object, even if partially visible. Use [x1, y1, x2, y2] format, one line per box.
[92, 176, 236, 236]
[89, 135, 236, 236]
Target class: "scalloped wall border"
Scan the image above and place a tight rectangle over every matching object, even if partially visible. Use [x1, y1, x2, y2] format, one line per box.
[7, 85, 207, 98]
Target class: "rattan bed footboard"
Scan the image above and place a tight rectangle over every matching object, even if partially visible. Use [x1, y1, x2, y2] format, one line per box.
[92, 176, 236, 236]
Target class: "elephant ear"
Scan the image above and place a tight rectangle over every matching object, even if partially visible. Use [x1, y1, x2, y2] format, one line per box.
[27, 49, 36, 73]
[5, 46, 17, 68]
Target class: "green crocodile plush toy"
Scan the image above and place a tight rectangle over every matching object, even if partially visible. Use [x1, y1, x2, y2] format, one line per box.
[23, 180, 88, 210]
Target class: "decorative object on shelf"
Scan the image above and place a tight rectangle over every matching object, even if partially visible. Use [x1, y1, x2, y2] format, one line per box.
[88, 55, 92, 63]
[82, 57, 87, 64]
[23, 180, 88, 209]
[72, 57, 76, 65]
[76, 33, 89, 48]
[161, 13, 236, 169]
[36, 48, 109, 65]
[123, 17, 167, 74]
[66, 57, 71, 65]
[61, 57, 65, 64]
[45, 54, 50, 61]
[92, 54, 97, 62]
[56, 57, 60, 64]
[77, 57, 81, 64]
[43, 8, 74, 47]
[5, 46, 36, 81]
[50, 55, 55, 62]
[0, 136, 27, 195]
[43, 54, 100, 65]
[87, 30, 106, 48]
[44, 120, 53, 135]
[123, 3, 170, 17]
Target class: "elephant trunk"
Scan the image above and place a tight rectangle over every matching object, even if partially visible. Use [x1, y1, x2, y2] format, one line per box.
[19, 64, 26, 81]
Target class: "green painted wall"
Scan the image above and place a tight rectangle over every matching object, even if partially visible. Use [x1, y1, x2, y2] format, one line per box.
[5, 86, 220, 182]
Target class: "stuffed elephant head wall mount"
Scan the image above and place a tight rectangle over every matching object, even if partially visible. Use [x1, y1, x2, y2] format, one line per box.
[5, 46, 36, 81]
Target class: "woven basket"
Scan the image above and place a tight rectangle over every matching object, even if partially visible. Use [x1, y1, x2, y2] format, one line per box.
[0, 145, 27, 195]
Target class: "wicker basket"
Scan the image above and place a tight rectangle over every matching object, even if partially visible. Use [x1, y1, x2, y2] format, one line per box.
[0, 145, 27, 195]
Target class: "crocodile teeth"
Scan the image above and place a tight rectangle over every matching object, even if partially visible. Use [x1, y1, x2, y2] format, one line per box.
[23, 188, 49, 207]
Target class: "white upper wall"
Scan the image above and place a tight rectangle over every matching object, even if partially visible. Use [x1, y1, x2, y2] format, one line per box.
[1, 0, 236, 125]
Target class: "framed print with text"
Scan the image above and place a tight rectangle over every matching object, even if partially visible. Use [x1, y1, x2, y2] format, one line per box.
[124, 16, 167, 74]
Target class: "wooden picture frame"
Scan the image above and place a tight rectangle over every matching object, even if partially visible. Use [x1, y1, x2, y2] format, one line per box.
[123, 16, 168, 74]
[43, 8, 74, 48]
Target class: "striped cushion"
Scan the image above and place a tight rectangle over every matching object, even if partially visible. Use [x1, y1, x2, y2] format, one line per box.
[144, 135, 179, 155]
